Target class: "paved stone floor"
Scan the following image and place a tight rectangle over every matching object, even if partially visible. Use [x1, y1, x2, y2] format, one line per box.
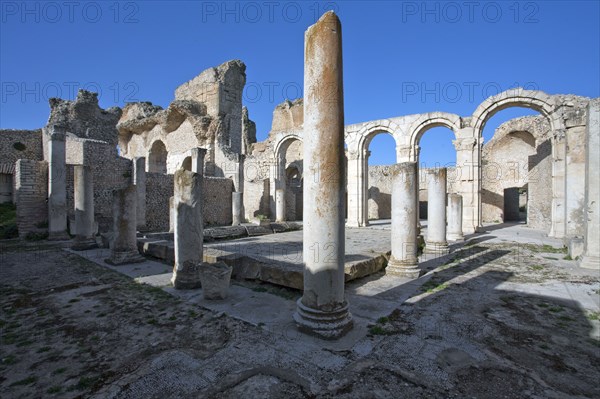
[1, 222, 599, 398]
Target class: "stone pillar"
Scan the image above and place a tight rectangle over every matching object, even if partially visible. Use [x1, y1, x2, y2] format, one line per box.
[269, 151, 285, 221]
[447, 193, 464, 242]
[72, 165, 97, 250]
[580, 100, 600, 270]
[275, 188, 286, 222]
[294, 11, 353, 339]
[191, 147, 206, 175]
[169, 196, 175, 233]
[171, 169, 204, 289]
[133, 157, 146, 230]
[47, 128, 69, 240]
[106, 185, 144, 265]
[346, 152, 363, 227]
[232, 192, 243, 226]
[549, 130, 567, 238]
[386, 162, 420, 277]
[453, 132, 480, 234]
[425, 168, 449, 254]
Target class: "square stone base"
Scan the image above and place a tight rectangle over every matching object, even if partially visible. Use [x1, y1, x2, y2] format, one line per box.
[105, 250, 145, 266]
[579, 255, 600, 270]
[293, 299, 353, 340]
[171, 262, 202, 290]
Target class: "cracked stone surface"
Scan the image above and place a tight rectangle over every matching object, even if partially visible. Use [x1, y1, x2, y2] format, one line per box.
[1, 224, 599, 398]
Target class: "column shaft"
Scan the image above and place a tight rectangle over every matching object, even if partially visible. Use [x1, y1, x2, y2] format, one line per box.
[294, 11, 352, 339]
[47, 128, 69, 240]
[387, 162, 420, 277]
[447, 193, 464, 242]
[72, 165, 97, 250]
[106, 185, 144, 265]
[425, 168, 449, 254]
[275, 188, 286, 222]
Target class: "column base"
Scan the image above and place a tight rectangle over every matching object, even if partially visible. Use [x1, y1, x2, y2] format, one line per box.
[386, 256, 421, 278]
[579, 254, 600, 270]
[447, 233, 465, 242]
[71, 237, 98, 251]
[105, 250, 145, 266]
[293, 298, 353, 340]
[171, 262, 202, 289]
[48, 231, 70, 241]
[424, 241, 450, 255]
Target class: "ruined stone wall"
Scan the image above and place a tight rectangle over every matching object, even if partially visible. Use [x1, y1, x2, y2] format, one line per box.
[204, 177, 233, 226]
[242, 152, 272, 221]
[14, 160, 48, 238]
[366, 166, 457, 220]
[46, 90, 121, 147]
[145, 173, 234, 231]
[367, 165, 393, 219]
[63, 138, 132, 233]
[146, 173, 173, 232]
[481, 116, 552, 231]
[0, 129, 43, 165]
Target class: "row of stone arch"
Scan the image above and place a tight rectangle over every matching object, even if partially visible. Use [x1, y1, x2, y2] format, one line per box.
[270, 89, 568, 237]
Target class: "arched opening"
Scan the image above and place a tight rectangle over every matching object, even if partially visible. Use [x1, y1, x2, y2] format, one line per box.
[479, 108, 552, 232]
[181, 156, 192, 171]
[273, 136, 303, 222]
[0, 173, 13, 204]
[148, 140, 168, 174]
[285, 164, 303, 221]
[416, 126, 456, 223]
[365, 131, 396, 223]
[503, 185, 528, 222]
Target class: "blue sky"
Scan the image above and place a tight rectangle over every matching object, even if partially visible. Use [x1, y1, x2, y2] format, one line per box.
[1, 1, 599, 166]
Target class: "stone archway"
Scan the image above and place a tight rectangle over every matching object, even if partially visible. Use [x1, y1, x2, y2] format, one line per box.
[271, 133, 303, 221]
[148, 140, 168, 174]
[470, 88, 565, 237]
[405, 112, 461, 231]
[347, 120, 401, 227]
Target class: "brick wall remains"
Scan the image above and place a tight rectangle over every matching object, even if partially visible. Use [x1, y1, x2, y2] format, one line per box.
[14, 160, 48, 238]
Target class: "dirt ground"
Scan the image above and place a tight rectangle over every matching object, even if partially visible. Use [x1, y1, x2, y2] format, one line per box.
[1, 238, 599, 398]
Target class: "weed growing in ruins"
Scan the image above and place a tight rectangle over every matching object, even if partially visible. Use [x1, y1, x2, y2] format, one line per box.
[9, 376, 37, 387]
[1, 355, 17, 365]
[587, 311, 599, 321]
[420, 279, 449, 293]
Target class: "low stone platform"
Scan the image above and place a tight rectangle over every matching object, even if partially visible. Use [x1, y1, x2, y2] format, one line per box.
[138, 226, 391, 289]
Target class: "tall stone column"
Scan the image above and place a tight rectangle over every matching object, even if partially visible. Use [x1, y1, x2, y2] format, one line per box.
[425, 168, 449, 254]
[269, 151, 285, 221]
[275, 189, 286, 222]
[169, 196, 175, 233]
[72, 165, 97, 250]
[47, 127, 69, 240]
[232, 192, 243, 226]
[387, 162, 420, 277]
[346, 152, 363, 227]
[133, 157, 146, 230]
[191, 147, 206, 175]
[106, 185, 144, 265]
[171, 169, 204, 289]
[447, 193, 464, 242]
[453, 132, 480, 235]
[294, 11, 353, 339]
[550, 130, 567, 238]
[580, 100, 600, 270]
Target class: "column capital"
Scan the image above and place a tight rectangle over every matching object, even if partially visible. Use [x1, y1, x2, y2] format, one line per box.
[453, 137, 478, 151]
